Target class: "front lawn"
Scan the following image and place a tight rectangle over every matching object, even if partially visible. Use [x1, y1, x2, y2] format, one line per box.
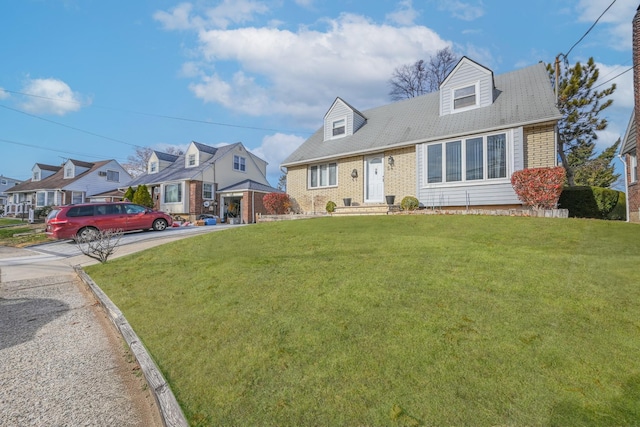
[85, 215, 640, 426]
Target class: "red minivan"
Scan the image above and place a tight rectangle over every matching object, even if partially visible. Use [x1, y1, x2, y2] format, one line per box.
[46, 202, 173, 240]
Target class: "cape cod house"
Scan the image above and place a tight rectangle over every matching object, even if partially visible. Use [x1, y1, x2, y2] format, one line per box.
[127, 141, 280, 223]
[282, 57, 561, 213]
[4, 159, 132, 217]
[0, 175, 22, 214]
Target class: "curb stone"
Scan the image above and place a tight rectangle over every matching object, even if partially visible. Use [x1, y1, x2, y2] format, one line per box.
[74, 266, 188, 427]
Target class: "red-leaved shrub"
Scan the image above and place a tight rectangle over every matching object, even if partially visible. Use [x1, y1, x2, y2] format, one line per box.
[263, 192, 291, 214]
[510, 167, 566, 209]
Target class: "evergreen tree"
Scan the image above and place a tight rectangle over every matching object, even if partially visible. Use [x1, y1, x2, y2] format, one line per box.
[547, 57, 616, 186]
[132, 184, 153, 208]
[123, 186, 135, 202]
[277, 173, 287, 191]
[572, 138, 621, 188]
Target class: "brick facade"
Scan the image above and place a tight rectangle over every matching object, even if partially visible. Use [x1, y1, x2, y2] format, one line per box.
[523, 122, 557, 168]
[287, 149, 417, 214]
[629, 7, 640, 222]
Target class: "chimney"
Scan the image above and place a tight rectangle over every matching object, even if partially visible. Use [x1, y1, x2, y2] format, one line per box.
[634, 6, 640, 156]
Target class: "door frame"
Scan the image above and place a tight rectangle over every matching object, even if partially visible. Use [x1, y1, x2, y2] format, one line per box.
[364, 154, 384, 203]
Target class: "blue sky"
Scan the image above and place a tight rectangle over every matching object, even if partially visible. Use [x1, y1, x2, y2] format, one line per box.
[0, 0, 636, 186]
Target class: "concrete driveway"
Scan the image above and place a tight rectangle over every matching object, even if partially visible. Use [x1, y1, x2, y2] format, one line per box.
[0, 224, 239, 426]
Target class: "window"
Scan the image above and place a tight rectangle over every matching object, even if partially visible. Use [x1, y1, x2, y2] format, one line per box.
[65, 167, 73, 178]
[332, 119, 345, 136]
[33, 172, 40, 181]
[203, 183, 213, 199]
[188, 154, 196, 167]
[36, 192, 46, 207]
[72, 192, 84, 204]
[309, 163, 337, 188]
[425, 133, 507, 184]
[67, 205, 95, 217]
[234, 155, 246, 172]
[164, 183, 182, 203]
[150, 162, 158, 173]
[453, 84, 477, 110]
[631, 153, 638, 183]
[1, 179, 6, 185]
[106, 170, 119, 182]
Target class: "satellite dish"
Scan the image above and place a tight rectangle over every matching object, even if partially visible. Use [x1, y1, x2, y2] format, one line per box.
[203, 201, 210, 207]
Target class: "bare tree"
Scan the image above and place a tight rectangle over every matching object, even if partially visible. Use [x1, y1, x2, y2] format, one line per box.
[388, 47, 459, 101]
[75, 228, 123, 264]
[123, 146, 185, 177]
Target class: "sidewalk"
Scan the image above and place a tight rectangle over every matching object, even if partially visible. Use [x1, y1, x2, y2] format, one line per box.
[0, 234, 197, 426]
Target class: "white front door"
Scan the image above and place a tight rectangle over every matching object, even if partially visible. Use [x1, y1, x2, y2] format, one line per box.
[365, 156, 384, 203]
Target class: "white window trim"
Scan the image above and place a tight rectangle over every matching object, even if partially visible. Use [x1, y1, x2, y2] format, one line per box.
[71, 191, 84, 204]
[65, 166, 74, 179]
[308, 162, 338, 189]
[33, 172, 40, 181]
[233, 155, 246, 172]
[450, 81, 480, 114]
[187, 154, 197, 168]
[203, 183, 214, 199]
[631, 153, 638, 183]
[150, 162, 158, 173]
[422, 131, 512, 188]
[330, 116, 347, 139]
[163, 182, 183, 204]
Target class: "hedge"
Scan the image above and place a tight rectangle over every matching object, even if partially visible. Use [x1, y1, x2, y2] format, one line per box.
[558, 186, 621, 219]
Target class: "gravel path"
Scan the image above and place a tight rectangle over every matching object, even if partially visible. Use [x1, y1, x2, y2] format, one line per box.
[0, 259, 161, 426]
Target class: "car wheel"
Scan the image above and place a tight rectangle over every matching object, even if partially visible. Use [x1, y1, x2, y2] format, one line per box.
[76, 227, 98, 241]
[153, 218, 168, 231]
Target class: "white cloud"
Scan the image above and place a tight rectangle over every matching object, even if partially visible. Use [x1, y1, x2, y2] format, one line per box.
[179, 13, 449, 122]
[251, 133, 306, 182]
[386, 0, 420, 26]
[435, 0, 484, 21]
[154, 0, 269, 30]
[576, 0, 637, 50]
[19, 78, 85, 116]
[0, 87, 9, 100]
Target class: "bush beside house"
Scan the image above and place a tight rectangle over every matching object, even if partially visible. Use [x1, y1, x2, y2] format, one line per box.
[559, 186, 623, 219]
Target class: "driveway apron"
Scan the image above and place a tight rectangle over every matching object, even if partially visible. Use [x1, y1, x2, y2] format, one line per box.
[0, 246, 159, 426]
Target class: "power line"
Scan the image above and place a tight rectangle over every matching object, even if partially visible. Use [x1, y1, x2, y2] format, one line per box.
[593, 65, 634, 89]
[564, 0, 617, 58]
[0, 104, 145, 149]
[1, 89, 313, 135]
[0, 137, 128, 163]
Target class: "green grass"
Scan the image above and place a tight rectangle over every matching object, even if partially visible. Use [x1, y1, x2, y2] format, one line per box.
[0, 220, 48, 247]
[85, 216, 640, 426]
[0, 218, 24, 226]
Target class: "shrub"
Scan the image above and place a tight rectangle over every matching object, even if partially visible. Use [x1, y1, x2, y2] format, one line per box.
[326, 201, 336, 213]
[510, 167, 565, 209]
[35, 205, 53, 219]
[607, 191, 626, 221]
[133, 184, 153, 208]
[123, 186, 135, 202]
[400, 196, 419, 211]
[559, 186, 621, 219]
[263, 192, 291, 214]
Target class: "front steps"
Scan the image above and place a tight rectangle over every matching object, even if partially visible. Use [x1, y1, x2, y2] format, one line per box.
[332, 204, 401, 216]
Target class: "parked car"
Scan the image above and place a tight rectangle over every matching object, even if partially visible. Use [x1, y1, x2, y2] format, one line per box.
[46, 202, 173, 240]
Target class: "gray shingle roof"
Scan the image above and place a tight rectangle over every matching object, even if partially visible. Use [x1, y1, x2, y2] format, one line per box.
[130, 142, 244, 186]
[282, 62, 560, 166]
[154, 151, 180, 162]
[10, 160, 111, 192]
[218, 179, 281, 193]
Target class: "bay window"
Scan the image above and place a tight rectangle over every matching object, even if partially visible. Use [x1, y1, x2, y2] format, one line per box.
[309, 163, 337, 188]
[425, 133, 508, 184]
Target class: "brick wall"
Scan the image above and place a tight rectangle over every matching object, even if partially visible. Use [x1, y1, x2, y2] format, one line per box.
[287, 149, 417, 214]
[188, 181, 204, 220]
[630, 7, 640, 222]
[523, 122, 556, 168]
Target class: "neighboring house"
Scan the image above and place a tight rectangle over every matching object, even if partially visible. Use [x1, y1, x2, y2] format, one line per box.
[0, 175, 22, 214]
[282, 57, 561, 213]
[5, 159, 132, 217]
[620, 8, 640, 223]
[128, 141, 280, 223]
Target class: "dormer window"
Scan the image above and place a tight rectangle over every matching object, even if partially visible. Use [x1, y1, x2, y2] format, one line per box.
[65, 166, 74, 178]
[150, 162, 157, 173]
[332, 119, 346, 137]
[33, 172, 40, 181]
[188, 154, 196, 167]
[453, 84, 478, 110]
